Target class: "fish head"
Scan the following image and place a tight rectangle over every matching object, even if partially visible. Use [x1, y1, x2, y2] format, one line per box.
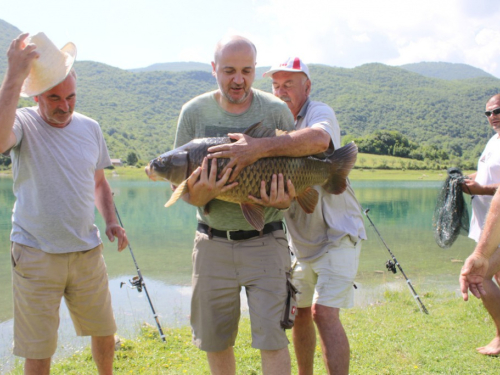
[145, 150, 189, 185]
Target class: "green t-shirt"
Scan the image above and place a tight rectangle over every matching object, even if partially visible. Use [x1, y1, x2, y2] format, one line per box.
[174, 88, 295, 230]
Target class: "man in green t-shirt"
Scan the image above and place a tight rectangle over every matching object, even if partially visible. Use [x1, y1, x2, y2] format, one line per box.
[173, 35, 295, 375]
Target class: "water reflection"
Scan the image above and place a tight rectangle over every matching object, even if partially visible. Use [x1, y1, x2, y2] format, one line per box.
[0, 177, 474, 372]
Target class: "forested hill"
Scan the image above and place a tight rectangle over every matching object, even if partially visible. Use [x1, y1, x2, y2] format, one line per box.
[270, 63, 499, 159]
[400, 62, 494, 80]
[1, 19, 500, 165]
[0, 19, 21, 78]
[74, 61, 217, 160]
[131, 62, 271, 80]
[130, 62, 213, 73]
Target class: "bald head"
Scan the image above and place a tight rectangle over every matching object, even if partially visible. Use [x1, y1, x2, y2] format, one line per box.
[487, 94, 500, 107]
[211, 35, 257, 109]
[213, 35, 257, 65]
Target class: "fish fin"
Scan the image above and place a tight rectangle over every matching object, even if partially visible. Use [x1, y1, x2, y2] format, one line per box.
[275, 129, 289, 137]
[240, 203, 265, 231]
[322, 142, 358, 194]
[243, 121, 277, 138]
[242, 121, 291, 138]
[165, 179, 189, 207]
[296, 187, 319, 213]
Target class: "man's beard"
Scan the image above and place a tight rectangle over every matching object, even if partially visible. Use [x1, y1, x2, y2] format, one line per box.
[220, 84, 251, 104]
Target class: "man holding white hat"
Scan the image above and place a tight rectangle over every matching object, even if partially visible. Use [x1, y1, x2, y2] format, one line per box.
[0, 32, 128, 375]
[208, 57, 366, 375]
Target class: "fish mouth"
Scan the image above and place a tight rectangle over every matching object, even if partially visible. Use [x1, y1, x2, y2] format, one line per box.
[144, 165, 157, 181]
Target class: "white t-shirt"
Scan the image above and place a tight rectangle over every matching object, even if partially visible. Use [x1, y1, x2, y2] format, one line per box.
[284, 100, 367, 261]
[469, 134, 500, 242]
[10, 107, 111, 253]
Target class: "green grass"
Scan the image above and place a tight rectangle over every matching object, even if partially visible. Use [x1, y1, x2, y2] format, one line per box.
[349, 169, 474, 181]
[4, 165, 472, 182]
[105, 166, 149, 180]
[8, 289, 499, 374]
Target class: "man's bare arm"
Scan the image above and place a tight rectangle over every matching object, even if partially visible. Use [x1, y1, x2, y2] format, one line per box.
[473, 189, 500, 260]
[208, 127, 330, 182]
[94, 169, 128, 251]
[0, 34, 39, 153]
[460, 189, 500, 300]
[462, 172, 499, 196]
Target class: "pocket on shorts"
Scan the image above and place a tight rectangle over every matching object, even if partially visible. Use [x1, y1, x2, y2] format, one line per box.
[192, 231, 208, 275]
[270, 230, 292, 269]
[271, 230, 289, 249]
[11, 242, 23, 268]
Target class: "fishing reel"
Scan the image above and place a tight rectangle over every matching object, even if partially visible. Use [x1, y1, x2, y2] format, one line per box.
[120, 275, 143, 293]
[386, 260, 397, 274]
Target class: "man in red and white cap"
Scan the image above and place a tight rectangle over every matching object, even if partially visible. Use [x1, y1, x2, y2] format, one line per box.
[208, 57, 366, 375]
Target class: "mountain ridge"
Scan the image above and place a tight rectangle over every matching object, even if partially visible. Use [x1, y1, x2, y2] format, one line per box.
[1, 19, 498, 165]
[131, 60, 495, 81]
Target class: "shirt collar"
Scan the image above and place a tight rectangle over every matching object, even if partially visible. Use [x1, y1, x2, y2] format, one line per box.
[296, 98, 311, 124]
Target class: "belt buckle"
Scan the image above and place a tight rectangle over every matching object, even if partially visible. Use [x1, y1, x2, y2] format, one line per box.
[227, 230, 237, 241]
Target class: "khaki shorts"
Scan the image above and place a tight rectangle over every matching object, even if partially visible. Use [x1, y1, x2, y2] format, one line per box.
[11, 242, 116, 359]
[191, 229, 291, 352]
[292, 236, 361, 309]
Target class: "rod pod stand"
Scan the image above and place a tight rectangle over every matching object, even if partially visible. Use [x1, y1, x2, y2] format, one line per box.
[113, 198, 167, 341]
[363, 208, 429, 314]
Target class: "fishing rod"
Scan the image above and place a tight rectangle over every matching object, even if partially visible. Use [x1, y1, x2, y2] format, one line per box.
[113, 199, 166, 342]
[363, 208, 429, 314]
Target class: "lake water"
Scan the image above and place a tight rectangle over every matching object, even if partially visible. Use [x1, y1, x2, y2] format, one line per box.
[0, 175, 474, 372]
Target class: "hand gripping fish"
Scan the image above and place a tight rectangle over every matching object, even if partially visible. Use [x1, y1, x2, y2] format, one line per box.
[145, 122, 358, 231]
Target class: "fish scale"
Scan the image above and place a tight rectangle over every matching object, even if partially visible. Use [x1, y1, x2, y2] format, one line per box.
[181, 137, 333, 204]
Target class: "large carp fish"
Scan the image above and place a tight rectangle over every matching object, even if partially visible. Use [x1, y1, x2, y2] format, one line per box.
[145, 122, 358, 231]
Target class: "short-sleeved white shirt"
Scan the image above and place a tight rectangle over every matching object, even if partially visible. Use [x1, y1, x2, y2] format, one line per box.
[284, 100, 367, 261]
[10, 107, 111, 253]
[469, 134, 500, 242]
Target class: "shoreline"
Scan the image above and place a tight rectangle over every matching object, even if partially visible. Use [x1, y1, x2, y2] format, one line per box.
[105, 166, 476, 181]
[0, 165, 475, 182]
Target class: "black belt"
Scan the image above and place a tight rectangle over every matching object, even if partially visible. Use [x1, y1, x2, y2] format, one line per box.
[197, 222, 283, 241]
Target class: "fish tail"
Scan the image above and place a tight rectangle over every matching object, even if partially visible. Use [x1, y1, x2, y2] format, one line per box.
[321, 142, 358, 194]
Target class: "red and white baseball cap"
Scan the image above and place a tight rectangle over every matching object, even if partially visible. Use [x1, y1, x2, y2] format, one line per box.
[263, 57, 310, 79]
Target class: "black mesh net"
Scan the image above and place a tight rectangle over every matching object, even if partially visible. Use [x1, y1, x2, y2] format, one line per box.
[433, 167, 470, 248]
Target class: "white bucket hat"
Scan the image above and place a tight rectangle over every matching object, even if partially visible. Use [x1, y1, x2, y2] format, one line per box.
[262, 57, 310, 80]
[20, 32, 77, 98]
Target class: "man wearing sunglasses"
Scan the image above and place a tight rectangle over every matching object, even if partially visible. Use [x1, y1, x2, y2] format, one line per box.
[460, 94, 500, 355]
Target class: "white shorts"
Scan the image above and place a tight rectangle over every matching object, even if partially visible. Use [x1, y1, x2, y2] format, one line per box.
[292, 236, 361, 309]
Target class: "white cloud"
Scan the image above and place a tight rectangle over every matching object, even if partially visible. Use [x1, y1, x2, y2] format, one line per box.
[255, 0, 500, 76]
[352, 34, 371, 44]
[4, 0, 500, 76]
[177, 47, 209, 63]
[475, 28, 500, 46]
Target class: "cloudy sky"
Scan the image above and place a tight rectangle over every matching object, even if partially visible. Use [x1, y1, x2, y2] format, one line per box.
[3, 0, 500, 76]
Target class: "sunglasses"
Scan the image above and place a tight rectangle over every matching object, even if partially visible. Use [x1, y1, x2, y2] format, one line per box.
[485, 107, 500, 117]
